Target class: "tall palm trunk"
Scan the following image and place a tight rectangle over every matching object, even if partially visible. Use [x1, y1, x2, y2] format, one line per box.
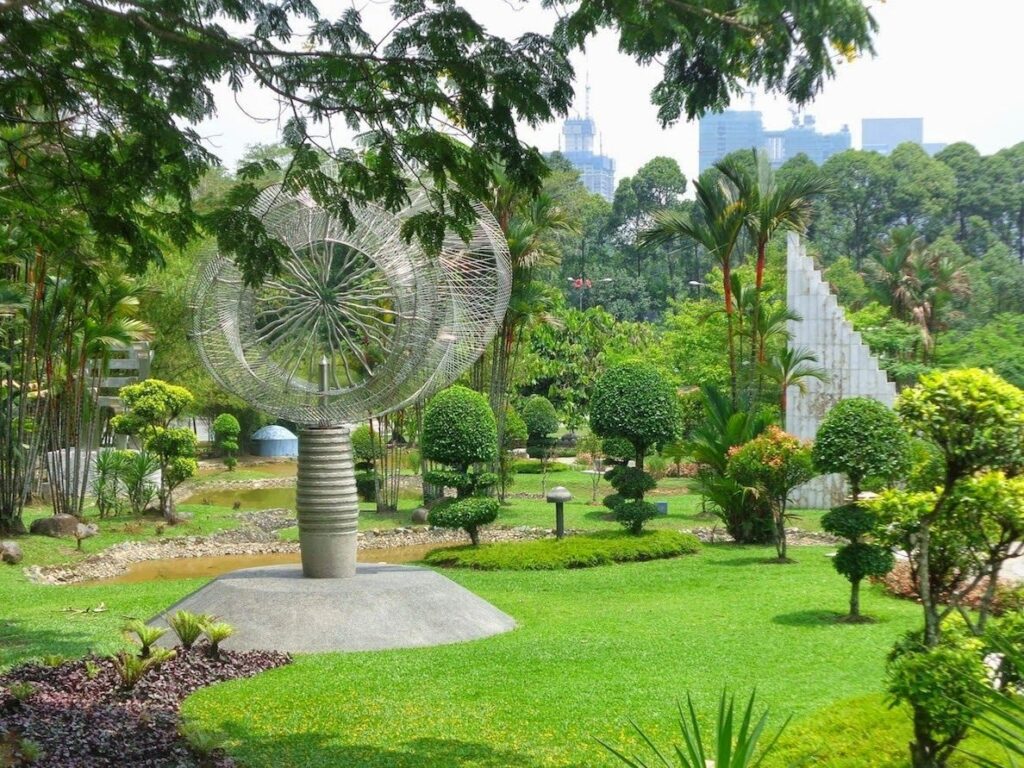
[722, 261, 737, 408]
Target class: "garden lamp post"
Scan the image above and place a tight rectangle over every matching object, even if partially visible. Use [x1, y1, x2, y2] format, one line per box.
[546, 486, 572, 539]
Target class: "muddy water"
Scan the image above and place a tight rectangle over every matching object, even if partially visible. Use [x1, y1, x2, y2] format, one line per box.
[183, 487, 296, 509]
[80, 543, 445, 586]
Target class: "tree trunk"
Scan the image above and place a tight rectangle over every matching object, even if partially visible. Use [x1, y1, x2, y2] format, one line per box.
[723, 261, 737, 408]
[849, 577, 861, 618]
[774, 503, 787, 561]
[468, 525, 479, 546]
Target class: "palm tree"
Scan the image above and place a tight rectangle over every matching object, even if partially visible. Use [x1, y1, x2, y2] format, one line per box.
[760, 346, 829, 418]
[480, 177, 576, 497]
[717, 150, 828, 295]
[866, 226, 925, 320]
[641, 175, 745, 405]
[717, 151, 828, 391]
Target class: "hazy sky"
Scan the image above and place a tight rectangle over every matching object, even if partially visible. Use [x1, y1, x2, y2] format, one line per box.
[195, 0, 1024, 185]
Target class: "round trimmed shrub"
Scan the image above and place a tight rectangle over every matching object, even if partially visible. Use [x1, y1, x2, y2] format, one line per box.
[522, 395, 558, 441]
[813, 398, 910, 498]
[422, 386, 497, 470]
[833, 542, 895, 586]
[427, 497, 499, 546]
[351, 424, 383, 466]
[821, 503, 878, 542]
[503, 405, 528, 449]
[590, 363, 679, 464]
[601, 436, 635, 465]
[604, 466, 656, 499]
[614, 500, 658, 535]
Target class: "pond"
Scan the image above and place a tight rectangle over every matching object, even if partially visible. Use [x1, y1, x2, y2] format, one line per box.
[183, 487, 297, 510]
[79, 543, 446, 586]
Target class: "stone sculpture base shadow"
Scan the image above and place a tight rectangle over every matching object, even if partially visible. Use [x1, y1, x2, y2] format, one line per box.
[149, 564, 515, 653]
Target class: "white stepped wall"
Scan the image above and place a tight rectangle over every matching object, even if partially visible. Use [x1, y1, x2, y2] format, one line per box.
[785, 233, 897, 509]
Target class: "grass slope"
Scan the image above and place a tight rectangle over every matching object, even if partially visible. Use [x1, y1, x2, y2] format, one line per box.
[0, 504, 239, 667]
[183, 546, 919, 768]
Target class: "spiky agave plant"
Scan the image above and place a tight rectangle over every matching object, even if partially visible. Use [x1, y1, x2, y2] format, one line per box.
[598, 690, 790, 768]
[961, 636, 1024, 767]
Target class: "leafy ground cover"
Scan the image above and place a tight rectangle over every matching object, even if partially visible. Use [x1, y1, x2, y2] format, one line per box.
[183, 546, 922, 768]
[0, 646, 289, 766]
[423, 530, 700, 570]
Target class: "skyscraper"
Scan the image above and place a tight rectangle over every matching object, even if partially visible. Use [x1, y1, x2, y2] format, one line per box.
[699, 110, 850, 173]
[559, 85, 616, 201]
[698, 110, 764, 173]
[861, 118, 924, 155]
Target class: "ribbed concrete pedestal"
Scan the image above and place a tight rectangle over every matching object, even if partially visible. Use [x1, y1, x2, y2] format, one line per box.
[150, 564, 517, 653]
[297, 427, 359, 578]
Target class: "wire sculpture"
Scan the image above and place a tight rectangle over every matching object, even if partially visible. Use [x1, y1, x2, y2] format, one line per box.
[190, 185, 511, 426]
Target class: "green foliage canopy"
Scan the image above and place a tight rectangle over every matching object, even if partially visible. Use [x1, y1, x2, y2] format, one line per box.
[422, 387, 497, 472]
[813, 398, 911, 496]
[590, 363, 679, 462]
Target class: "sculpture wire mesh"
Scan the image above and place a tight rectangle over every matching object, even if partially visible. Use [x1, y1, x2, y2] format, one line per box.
[189, 185, 511, 425]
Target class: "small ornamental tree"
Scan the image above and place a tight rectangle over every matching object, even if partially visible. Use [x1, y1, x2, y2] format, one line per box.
[212, 413, 241, 471]
[821, 504, 894, 621]
[111, 380, 197, 522]
[351, 423, 383, 502]
[870, 368, 1024, 768]
[522, 395, 559, 493]
[813, 397, 911, 499]
[813, 398, 909, 620]
[727, 426, 815, 562]
[591, 363, 679, 534]
[497, 405, 528, 502]
[422, 386, 499, 545]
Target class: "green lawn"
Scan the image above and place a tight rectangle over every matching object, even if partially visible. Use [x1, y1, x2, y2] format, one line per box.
[182, 546, 921, 768]
[0, 503, 242, 668]
[196, 468, 827, 537]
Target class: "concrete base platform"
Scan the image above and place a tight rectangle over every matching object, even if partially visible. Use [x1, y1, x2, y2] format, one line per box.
[150, 564, 516, 653]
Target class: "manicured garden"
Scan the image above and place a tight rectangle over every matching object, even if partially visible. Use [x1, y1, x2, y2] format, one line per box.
[177, 546, 943, 768]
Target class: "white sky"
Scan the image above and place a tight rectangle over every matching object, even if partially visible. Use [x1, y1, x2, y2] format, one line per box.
[195, 0, 1024, 185]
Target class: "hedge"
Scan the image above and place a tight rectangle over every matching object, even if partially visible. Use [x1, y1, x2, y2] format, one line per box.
[423, 530, 700, 571]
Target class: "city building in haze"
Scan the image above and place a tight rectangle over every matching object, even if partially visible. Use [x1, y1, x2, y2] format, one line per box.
[699, 110, 851, 173]
[560, 85, 615, 201]
[862, 118, 923, 155]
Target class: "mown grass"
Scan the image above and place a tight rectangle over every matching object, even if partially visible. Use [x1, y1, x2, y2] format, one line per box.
[183, 545, 921, 768]
[186, 466, 828, 535]
[423, 530, 700, 570]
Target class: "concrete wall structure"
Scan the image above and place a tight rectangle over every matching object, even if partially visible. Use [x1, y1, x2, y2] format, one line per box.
[785, 233, 897, 508]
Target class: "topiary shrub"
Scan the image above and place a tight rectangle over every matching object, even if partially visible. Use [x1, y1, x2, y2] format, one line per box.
[727, 426, 815, 562]
[522, 395, 559, 491]
[421, 386, 499, 544]
[351, 424, 382, 502]
[590, 363, 679, 470]
[427, 497, 499, 546]
[422, 386, 497, 472]
[591, 364, 678, 534]
[813, 397, 911, 499]
[212, 413, 241, 471]
[821, 503, 895, 621]
[601, 436, 635, 466]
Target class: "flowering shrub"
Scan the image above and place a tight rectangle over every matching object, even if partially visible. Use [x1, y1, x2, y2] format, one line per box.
[727, 426, 815, 561]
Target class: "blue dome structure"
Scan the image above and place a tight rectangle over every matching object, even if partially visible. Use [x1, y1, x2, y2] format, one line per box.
[250, 425, 298, 457]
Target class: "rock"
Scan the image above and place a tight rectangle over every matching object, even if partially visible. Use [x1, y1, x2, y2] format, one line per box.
[75, 523, 99, 540]
[411, 507, 429, 524]
[29, 514, 79, 538]
[1, 540, 22, 564]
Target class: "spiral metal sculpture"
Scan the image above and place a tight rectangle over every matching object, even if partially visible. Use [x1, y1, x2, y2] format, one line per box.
[191, 185, 510, 425]
[190, 185, 511, 576]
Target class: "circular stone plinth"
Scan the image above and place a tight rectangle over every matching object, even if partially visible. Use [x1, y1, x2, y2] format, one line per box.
[149, 564, 515, 653]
